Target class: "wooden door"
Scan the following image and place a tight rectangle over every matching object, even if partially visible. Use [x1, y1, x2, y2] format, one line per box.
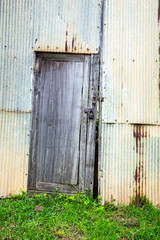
[28, 53, 99, 194]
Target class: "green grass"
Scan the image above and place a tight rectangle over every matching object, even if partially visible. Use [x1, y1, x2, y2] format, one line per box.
[0, 192, 160, 239]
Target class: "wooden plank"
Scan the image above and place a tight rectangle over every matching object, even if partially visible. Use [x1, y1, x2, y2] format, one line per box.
[36, 182, 77, 194]
[98, 0, 105, 197]
[29, 53, 99, 195]
[36, 59, 84, 185]
[78, 56, 91, 192]
[28, 56, 42, 189]
[38, 53, 84, 62]
[85, 54, 99, 193]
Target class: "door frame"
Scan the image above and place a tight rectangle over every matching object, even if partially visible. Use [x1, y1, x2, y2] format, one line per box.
[28, 52, 99, 194]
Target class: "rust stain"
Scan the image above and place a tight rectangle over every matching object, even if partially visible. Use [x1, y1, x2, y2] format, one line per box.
[133, 125, 147, 154]
[133, 125, 148, 206]
[134, 162, 145, 206]
[65, 29, 68, 52]
[0, 109, 31, 114]
[134, 166, 138, 204]
[33, 30, 96, 54]
[133, 126, 141, 153]
[34, 46, 94, 54]
[65, 40, 68, 52]
[72, 35, 74, 50]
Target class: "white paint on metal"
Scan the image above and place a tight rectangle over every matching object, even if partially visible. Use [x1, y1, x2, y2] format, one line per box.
[0, 0, 101, 197]
[100, 123, 160, 206]
[102, 0, 159, 124]
[100, 0, 160, 206]
[0, 112, 30, 197]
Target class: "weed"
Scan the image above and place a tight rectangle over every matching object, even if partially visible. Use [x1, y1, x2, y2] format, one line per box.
[129, 194, 150, 208]
[0, 192, 159, 239]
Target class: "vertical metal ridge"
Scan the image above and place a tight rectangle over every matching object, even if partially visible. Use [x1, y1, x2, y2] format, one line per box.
[100, 0, 160, 206]
[102, 0, 159, 125]
[0, 0, 102, 197]
[0, 0, 102, 112]
[101, 123, 160, 206]
[0, 112, 30, 197]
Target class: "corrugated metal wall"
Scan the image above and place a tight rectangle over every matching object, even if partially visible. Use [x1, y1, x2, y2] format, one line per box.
[0, 0, 159, 205]
[102, 0, 159, 124]
[0, 0, 101, 197]
[100, 0, 160, 205]
[100, 124, 160, 205]
[0, 112, 30, 197]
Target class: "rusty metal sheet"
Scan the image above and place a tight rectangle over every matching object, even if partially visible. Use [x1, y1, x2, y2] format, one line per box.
[102, 0, 160, 124]
[0, 0, 102, 197]
[0, 112, 30, 197]
[0, 0, 101, 112]
[32, 0, 102, 54]
[99, 123, 160, 206]
[0, 0, 102, 112]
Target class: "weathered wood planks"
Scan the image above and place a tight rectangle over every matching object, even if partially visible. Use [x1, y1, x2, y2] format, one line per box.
[28, 53, 99, 195]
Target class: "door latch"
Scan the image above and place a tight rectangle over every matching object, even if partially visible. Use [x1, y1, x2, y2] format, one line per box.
[84, 108, 94, 119]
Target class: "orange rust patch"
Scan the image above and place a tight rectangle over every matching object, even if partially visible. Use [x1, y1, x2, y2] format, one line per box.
[65, 29, 68, 52]
[72, 35, 74, 51]
[133, 125, 147, 154]
[133, 125, 148, 206]
[65, 40, 68, 52]
[134, 162, 145, 206]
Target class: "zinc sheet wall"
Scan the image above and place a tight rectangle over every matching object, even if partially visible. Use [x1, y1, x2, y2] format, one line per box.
[100, 0, 160, 205]
[0, 0, 101, 197]
[0, 112, 30, 197]
[100, 124, 160, 205]
[102, 0, 159, 124]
